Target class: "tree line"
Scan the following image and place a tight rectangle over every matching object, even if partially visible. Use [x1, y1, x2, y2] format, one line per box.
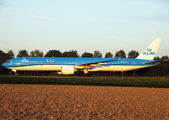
[0, 49, 168, 76]
[0, 49, 140, 58]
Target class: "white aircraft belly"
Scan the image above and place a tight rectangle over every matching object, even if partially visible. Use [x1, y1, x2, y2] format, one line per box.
[7, 64, 157, 72]
[89, 65, 156, 72]
[101, 66, 133, 71]
[7, 65, 62, 71]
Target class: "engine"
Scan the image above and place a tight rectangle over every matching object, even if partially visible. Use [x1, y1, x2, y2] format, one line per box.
[61, 65, 75, 75]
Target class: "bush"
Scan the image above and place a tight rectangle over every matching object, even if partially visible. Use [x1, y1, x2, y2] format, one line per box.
[0, 76, 169, 88]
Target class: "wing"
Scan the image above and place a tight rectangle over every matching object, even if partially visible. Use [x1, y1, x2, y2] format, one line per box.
[75, 59, 120, 69]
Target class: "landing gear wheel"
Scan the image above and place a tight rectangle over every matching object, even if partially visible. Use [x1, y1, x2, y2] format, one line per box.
[15, 73, 19, 76]
[12, 70, 18, 76]
[78, 73, 91, 77]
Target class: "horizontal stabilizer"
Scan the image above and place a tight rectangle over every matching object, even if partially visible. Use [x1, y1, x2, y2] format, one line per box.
[143, 59, 169, 64]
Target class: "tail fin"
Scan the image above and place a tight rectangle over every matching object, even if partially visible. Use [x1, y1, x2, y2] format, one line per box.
[137, 38, 162, 60]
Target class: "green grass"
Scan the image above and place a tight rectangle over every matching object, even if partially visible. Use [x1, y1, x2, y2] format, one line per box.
[0, 76, 169, 88]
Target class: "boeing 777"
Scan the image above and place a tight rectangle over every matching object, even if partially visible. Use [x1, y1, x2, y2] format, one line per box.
[2, 38, 162, 76]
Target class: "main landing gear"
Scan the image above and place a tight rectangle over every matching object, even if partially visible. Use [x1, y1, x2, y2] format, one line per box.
[78, 68, 91, 77]
[78, 73, 91, 77]
[12, 70, 18, 76]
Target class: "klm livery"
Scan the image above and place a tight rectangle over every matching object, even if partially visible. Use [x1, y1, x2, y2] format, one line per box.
[3, 38, 162, 76]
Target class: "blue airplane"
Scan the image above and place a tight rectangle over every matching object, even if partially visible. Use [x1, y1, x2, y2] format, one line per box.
[3, 38, 162, 76]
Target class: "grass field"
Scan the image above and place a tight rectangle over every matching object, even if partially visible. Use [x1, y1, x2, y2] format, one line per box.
[0, 76, 169, 88]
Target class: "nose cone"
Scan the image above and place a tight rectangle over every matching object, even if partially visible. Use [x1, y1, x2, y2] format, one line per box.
[2, 63, 8, 67]
[2, 63, 6, 67]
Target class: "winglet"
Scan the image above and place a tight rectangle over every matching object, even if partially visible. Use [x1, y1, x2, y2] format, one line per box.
[137, 38, 162, 60]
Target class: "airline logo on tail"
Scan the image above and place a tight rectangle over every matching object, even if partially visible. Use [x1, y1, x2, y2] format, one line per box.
[143, 49, 155, 55]
[137, 38, 161, 60]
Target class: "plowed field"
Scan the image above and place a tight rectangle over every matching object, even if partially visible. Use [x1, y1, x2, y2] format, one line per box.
[0, 84, 169, 119]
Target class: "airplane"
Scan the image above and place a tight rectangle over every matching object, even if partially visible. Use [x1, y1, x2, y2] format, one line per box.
[2, 38, 162, 76]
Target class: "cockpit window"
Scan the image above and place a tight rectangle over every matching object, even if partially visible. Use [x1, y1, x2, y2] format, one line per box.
[6, 61, 12, 63]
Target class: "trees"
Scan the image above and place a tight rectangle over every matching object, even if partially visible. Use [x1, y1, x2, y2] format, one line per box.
[155, 55, 169, 76]
[160, 55, 169, 60]
[0, 50, 5, 71]
[17, 50, 29, 57]
[154, 57, 160, 60]
[81, 52, 93, 58]
[128, 50, 139, 58]
[45, 50, 62, 57]
[62, 51, 68, 57]
[93, 50, 102, 58]
[30, 50, 43, 57]
[0, 50, 15, 73]
[1, 46, 168, 76]
[160, 55, 169, 76]
[114, 50, 126, 58]
[105, 52, 113, 58]
[5, 50, 15, 60]
[62, 50, 79, 57]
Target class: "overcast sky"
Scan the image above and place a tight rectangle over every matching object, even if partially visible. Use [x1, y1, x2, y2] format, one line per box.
[0, 0, 169, 57]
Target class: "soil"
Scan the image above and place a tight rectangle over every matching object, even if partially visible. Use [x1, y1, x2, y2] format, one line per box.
[0, 84, 169, 120]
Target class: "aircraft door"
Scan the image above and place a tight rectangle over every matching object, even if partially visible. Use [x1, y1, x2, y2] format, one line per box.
[75, 61, 78, 65]
[40, 60, 43, 65]
[37, 60, 43, 70]
[16, 60, 20, 66]
[132, 61, 135, 70]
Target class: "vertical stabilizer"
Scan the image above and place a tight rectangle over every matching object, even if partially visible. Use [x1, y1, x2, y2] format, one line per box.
[137, 38, 161, 60]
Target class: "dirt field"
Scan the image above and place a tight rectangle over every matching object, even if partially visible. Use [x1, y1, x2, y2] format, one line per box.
[0, 85, 169, 120]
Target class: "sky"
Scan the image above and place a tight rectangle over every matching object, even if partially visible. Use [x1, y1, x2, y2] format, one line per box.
[0, 0, 169, 58]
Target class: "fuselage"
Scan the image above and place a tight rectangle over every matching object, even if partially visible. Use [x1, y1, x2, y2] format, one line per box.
[2, 57, 159, 72]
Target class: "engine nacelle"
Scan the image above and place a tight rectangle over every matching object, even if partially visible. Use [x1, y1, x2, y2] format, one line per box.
[61, 65, 74, 75]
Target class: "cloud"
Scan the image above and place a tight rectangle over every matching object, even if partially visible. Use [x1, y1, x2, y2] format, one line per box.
[140, 31, 168, 35]
[107, 36, 134, 41]
[0, 2, 28, 8]
[154, 25, 169, 28]
[30, 14, 59, 21]
[6, 12, 27, 16]
[4, 12, 59, 21]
